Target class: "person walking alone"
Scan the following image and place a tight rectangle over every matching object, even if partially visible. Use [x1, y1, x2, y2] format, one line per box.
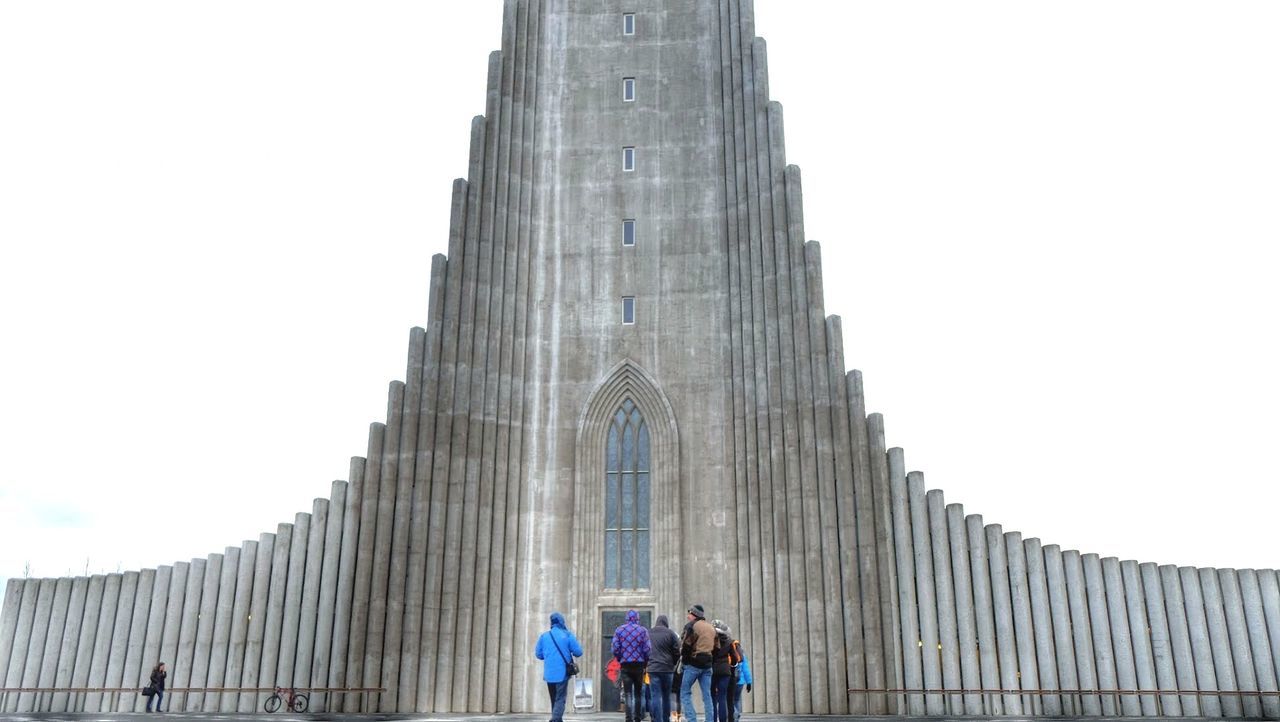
[648, 614, 681, 722]
[535, 612, 583, 722]
[612, 609, 652, 722]
[145, 662, 166, 712]
[679, 604, 717, 722]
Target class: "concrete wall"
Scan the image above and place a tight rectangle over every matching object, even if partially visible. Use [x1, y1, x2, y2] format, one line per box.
[1, 0, 1276, 717]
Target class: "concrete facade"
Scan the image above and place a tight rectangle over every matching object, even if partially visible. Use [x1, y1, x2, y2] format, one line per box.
[2, 1, 1278, 717]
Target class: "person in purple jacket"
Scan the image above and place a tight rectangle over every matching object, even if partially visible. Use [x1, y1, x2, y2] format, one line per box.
[612, 609, 652, 722]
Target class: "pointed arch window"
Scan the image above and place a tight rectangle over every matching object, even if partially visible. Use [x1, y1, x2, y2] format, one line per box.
[604, 399, 650, 589]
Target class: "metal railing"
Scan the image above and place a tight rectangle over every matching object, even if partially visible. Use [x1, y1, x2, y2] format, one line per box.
[0, 685, 385, 714]
[849, 687, 1280, 716]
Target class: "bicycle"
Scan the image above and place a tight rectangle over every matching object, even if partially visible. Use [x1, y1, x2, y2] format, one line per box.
[264, 686, 309, 713]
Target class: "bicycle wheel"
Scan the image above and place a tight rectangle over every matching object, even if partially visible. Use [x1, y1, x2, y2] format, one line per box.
[290, 693, 309, 713]
[264, 693, 282, 713]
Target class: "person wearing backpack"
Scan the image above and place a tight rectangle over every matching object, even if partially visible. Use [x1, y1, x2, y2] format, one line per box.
[710, 620, 739, 722]
[733, 646, 752, 722]
[535, 612, 583, 722]
[679, 604, 717, 722]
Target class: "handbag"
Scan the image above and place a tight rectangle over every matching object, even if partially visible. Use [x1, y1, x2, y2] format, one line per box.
[551, 631, 578, 677]
[142, 685, 155, 697]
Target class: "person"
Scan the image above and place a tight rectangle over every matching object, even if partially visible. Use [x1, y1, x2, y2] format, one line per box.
[678, 604, 716, 722]
[535, 612, 583, 722]
[709, 620, 738, 722]
[733, 647, 752, 722]
[145, 661, 166, 712]
[648, 614, 681, 722]
[612, 609, 652, 722]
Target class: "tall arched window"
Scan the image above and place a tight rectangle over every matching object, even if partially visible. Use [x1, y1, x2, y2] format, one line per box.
[605, 399, 650, 589]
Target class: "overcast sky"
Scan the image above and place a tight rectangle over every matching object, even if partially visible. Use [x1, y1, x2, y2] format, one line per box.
[1, 1, 1277, 589]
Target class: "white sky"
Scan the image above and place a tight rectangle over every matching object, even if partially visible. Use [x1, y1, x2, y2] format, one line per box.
[1, 2, 1277, 589]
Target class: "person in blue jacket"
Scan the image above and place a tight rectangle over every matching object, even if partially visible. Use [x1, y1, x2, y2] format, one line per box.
[733, 650, 752, 722]
[535, 611, 584, 722]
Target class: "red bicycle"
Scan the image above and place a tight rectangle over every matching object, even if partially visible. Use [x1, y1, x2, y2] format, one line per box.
[264, 686, 308, 713]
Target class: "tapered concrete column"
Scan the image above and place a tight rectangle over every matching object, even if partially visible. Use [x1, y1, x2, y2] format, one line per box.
[1102, 558, 1141, 716]
[926, 490, 961, 714]
[1137, 562, 1180, 716]
[1178, 566, 1223, 717]
[158, 563, 188, 690]
[1160, 565, 1202, 715]
[946, 504, 981, 715]
[136, 566, 171, 711]
[1258, 571, 1280, 709]
[238, 532, 274, 713]
[347, 425, 384, 712]
[103, 571, 139, 712]
[1120, 560, 1158, 716]
[330, 459, 364, 713]
[3, 578, 37, 713]
[118, 569, 154, 713]
[966, 516, 1001, 715]
[1043, 546, 1079, 715]
[203, 547, 240, 712]
[188, 553, 223, 710]
[1198, 568, 1243, 717]
[276, 513, 310, 689]
[85, 573, 122, 712]
[985, 524, 1021, 714]
[1062, 551, 1100, 716]
[1024, 539, 1061, 716]
[1238, 569, 1280, 718]
[907, 473, 941, 715]
[69, 575, 106, 712]
[35, 577, 73, 713]
[53, 577, 90, 712]
[294, 499, 328, 693]
[1082, 554, 1118, 716]
[14, 578, 54, 712]
[0, 580, 22, 694]
[888, 449, 923, 715]
[1218, 569, 1262, 718]
[172, 559, 204, 712]
[1006, 532, 1040, 714]
[222, 541, 257, 712]
[311, 481, 346, 712]
[260, 523, 293, 692]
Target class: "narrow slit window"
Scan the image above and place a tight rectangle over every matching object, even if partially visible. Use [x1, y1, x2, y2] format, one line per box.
[623, 77, 636, 102]
[623, 13, 636, 36]
[623, 147, 635, 172]
[622, 297, 636, 325]
[622, 219, 636, 247]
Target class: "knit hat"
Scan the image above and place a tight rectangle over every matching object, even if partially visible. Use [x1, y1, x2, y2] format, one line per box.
[688, 603, 705, 619]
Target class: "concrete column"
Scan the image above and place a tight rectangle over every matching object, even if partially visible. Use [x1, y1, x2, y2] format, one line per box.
[1102, 558, 1141, 716]
[1238, 569, 1280, 718]
[887, 449, 922, 715]
[103, 571, 139, 712]
[1120, 560, 1158, 716]
[866, 413, 902, 713]
[277, 513, 311, 690]
[1140, 562, 1181, 715]
[238, 532, 274, 713]
[84, 573, 122, 712]
[1005, 532, 1040, 714]
[907, 473, 941, 715]
[985, 524, 1022, 714]
[69, 575, 106, 712]
[848, 373, 885, 714]
[367, 384, 402, 712]
[187, 553, 223, 710]
[1024, 539, 1061, 715]
[136, 566, 171, 711]
[16, 578, 56, 712]
[1044, 546, 1080, 715]
[1179, 566, 1223, 716]
[1160, 565, 1202, 715]
[1063, 551, 1101, 716]
[294, 500, 328, 694]
[118, 568, 154, 713]
[1082, 554, 1118, 715]
[0, 580, 22, 694]
[172, 559, 204, 712]
[222, 541, 257, 712]
[53, 577, 89, 711]
[158, 563, 188, 690]
[260, 522, 294, 692]
[946, 504, 981, 715]
[34, 577, 72, 713]
[926, 490, 961, 714]
[1218, 569, 1262, 718]
[330, 463, 362, 713]
[966, 516, 1001, 715]
[203, 547, 240, 711]
[347, 424, 384, 711]
[1199, 568, 1243, 717]
[1259, 571, 1280, 711]
[312, 482, 346, 712]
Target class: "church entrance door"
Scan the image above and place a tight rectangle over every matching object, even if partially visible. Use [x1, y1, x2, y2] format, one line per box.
[600, 609, 652, 713]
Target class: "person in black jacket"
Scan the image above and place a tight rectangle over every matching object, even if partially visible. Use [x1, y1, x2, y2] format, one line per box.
[710, 621, 737, 722]
[145, 662, 167, 712]
[648, 615, 681, 722]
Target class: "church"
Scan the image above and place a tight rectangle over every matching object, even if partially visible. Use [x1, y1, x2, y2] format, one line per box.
[3, 1, 1279, 717]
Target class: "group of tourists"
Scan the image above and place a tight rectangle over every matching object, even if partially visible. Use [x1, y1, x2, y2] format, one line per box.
[535, 604, 753, 722]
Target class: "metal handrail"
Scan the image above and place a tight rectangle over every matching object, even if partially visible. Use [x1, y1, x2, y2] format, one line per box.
[0, 686, 386, 714]
[848, 687, 1280, 696]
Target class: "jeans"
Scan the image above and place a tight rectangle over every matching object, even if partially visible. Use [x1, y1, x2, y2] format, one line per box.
[546, 680, 568, 722]
[146, 690, 163, 712]
[712, 674, 732, 722]
[621, 663, 646, 722]
[649, 672, 673, 722]
[679, 665, 713, 722]
[734, 684, 746, 721]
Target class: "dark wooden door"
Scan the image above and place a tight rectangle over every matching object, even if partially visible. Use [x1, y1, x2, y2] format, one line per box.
[600, 610, 652, 712]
